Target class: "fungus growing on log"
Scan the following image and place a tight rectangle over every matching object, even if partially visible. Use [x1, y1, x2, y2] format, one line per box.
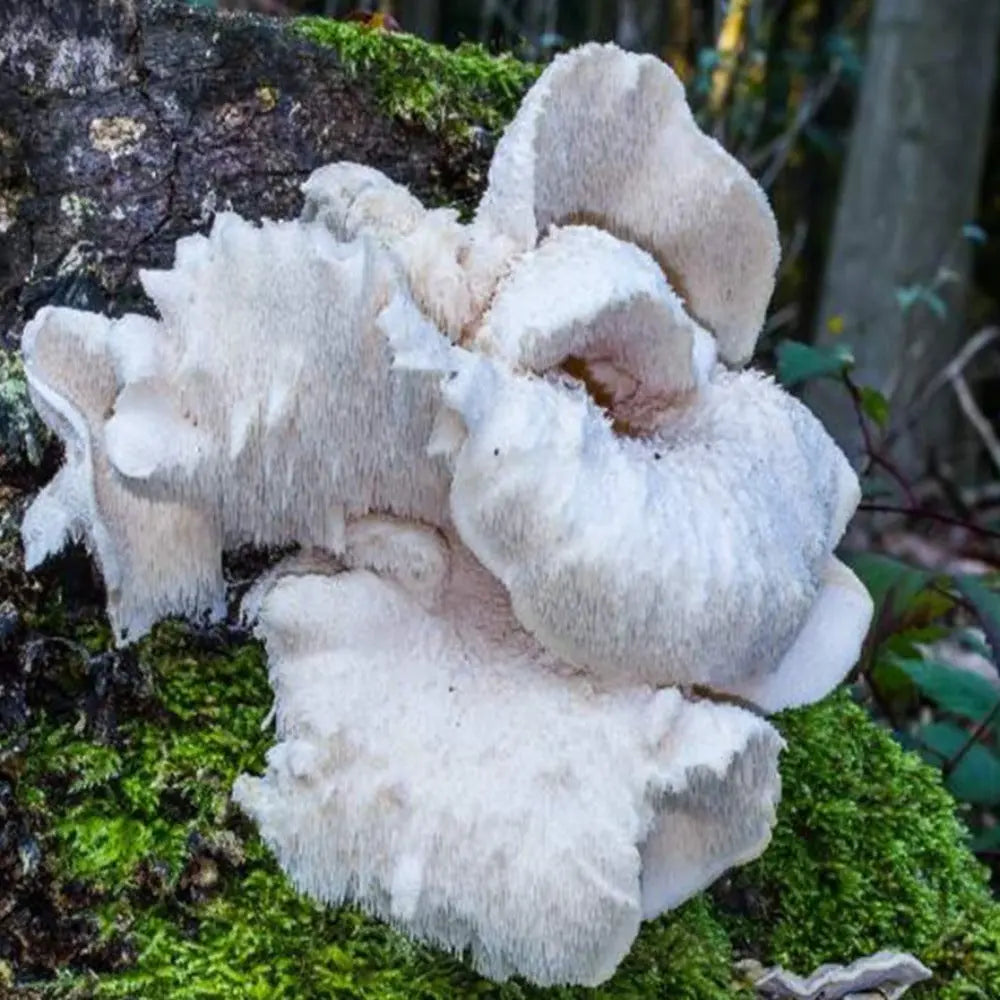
[20, 42, 873, 986]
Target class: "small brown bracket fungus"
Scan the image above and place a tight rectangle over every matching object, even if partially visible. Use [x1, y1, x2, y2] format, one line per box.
[19, 41, 873, 987]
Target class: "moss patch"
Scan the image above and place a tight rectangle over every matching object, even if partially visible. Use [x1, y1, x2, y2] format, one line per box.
[7, 608, 999, 998]
[290, 18, 539, 139]
[715, 694, 1000, 999]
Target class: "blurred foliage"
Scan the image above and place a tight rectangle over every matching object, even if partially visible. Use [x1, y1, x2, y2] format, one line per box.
[848, 554, 1000, 831]
[787, 338, 1000, 881]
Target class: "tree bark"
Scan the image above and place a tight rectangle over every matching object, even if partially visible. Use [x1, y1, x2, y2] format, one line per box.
[615, 0, 664, 53]
[0, 0, 492, 349]
[810, 0, 1000, 477]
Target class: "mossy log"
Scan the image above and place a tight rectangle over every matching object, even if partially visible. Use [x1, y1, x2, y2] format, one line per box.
[1, 2, 999, 997]
[0, 0, 533, 350]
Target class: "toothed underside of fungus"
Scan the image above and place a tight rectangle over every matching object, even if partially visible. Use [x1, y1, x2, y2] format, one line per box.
[21, 307, 226, 642]
[19, 40, 874, 988]
[105, 214, 453, 540]
[233, 520, 783, 987]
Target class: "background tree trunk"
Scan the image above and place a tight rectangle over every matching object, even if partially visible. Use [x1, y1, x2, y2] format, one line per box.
[405, 0, 441, 38]
[810, 0, 1000, 477]
[614, 0, 664, 52]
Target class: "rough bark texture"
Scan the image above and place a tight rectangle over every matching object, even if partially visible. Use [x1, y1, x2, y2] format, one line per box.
[0, 0, 491, 348]
[810, 0, 1000, 476]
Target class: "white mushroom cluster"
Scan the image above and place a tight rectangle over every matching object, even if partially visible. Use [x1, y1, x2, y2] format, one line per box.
[20, 43, 873, 987]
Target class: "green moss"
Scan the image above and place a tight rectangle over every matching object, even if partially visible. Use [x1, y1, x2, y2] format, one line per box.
[23, 625, 272, 897]
[290, 18, 539, 138]
[87, 858, 745, 1000]
[718, 693, 1000, 999]
[14, 618, 999, 998]
[0, 349, 47, 468]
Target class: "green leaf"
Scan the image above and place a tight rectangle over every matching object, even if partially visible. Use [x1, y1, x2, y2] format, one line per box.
[895, 286, 921, 312]
[870, 655, 919, 702]
[895, 285, 948, 319]
[917, 721, 1000, 806]
[953, 575, 1000, 667]
[895, 658, 1000, 727]
[845, 553, 934, 619]
[955, 627, 993, 661]
[858, 386, 889, 428]
[882, 625, 953, 659]
[775, 341, 854, 387]
[962, 223, 988, 245]
[970, 825, 1000, 853]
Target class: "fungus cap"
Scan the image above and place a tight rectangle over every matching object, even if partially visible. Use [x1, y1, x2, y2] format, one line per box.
[388, 307, 872, 711]
[477, 42, 781, 364]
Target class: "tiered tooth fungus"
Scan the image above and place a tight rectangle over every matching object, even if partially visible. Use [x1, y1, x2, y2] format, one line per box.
[21, 43, 873, 986]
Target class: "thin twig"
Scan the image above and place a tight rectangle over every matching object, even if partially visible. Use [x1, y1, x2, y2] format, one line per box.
[918, 325, 1000, 404]
[941, 698, 1000, 779]
[887, 325, 1000, 449]
[858, 503, 1000, 543]
[951, 371, 1000, 476]
[842, 372, 918, 506]
[752, 70, 841, 190]
[762, 302, 799, 338]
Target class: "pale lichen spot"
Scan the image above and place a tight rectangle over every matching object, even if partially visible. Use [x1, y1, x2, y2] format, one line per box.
[0, 189, 22, 234]
[256, 84, 279, 113]
[198, 189, 220, 225]
[216, 103, 249, 130]
[89, 116, 147, 162]
[56, 242, 102, 277]
[60, 193, 98, 229]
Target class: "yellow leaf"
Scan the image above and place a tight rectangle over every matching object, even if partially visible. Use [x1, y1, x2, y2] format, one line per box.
[709, 0, 752, 113]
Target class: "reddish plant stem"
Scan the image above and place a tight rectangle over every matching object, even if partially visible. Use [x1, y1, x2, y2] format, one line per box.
[941, 697, 1000, 779]
[842, 372, 918, 506]
[857, 503, 1000, 544]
